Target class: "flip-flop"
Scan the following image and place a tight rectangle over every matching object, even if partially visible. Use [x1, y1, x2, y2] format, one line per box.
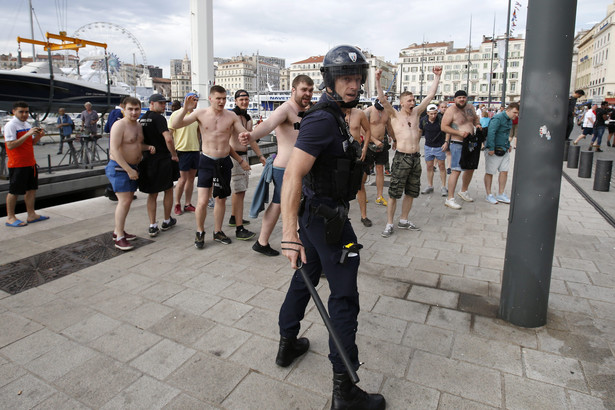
[5, 219, 27, 227]
[27, 215, 50, 223]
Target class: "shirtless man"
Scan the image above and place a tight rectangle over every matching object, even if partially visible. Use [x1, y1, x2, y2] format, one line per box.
[239, 75, 314, 256]
[376, 66, 442, 238]
[364, 99, 394, 206]
[171, 85, 250, 248]
[439, 101, 452, 174]
[342, 106, 372, 226]
[105, 97, 155, 251]
[441, 90, 482, 210]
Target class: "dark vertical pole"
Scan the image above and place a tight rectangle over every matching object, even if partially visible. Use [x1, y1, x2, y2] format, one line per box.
[466, 15, 472, 94]
[501, 0, 512, 107]
[499, 0, 578, 328]
[488, 14, 496, 107]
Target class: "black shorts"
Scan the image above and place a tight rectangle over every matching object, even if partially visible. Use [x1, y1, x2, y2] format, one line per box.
[8, 165, 38, 195]
[138, 153, 175, 193]
[178, 151, 200, 171]
[365, 145, 389, 168]
[197, 154, 233, 198]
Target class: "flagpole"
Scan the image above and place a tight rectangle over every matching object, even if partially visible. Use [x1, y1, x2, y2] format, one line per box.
[466, 15, 472, 95]
[488, 13, 496, 107]
[501, 0, 512, 107]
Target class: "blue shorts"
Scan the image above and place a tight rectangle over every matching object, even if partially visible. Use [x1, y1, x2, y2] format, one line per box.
[178, 151, 199, 171]
[424, 145, 446, 162]
[582, 127, 593, 136]
[105, 160, 138, 193]
[449, 141, 463, 172]
[272, 166, 285, 204]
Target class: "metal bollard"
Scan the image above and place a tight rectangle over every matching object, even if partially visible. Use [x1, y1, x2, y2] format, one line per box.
[593, 159, 613, 192]
[563, 140, 570, 162]
[47, 154, 52, 174]
[567, 145, 580, 168]
[578, 150, 593, 178]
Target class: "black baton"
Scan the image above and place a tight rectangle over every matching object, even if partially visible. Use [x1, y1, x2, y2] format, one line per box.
[297, 261, 360, 384]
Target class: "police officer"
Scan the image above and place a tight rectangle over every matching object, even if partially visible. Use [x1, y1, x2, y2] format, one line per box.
[277, 45, 386, 410]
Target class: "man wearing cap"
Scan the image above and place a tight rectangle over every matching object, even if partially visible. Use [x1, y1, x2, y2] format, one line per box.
[170, 93, 200, 216]
[375, 66, 442, 238]
[171, 85, 250, 248]
[420, 104, 448, 196]
[229, 89, 265, 240]
[440, 90, 482, 210]
[138, 94, 179, 237]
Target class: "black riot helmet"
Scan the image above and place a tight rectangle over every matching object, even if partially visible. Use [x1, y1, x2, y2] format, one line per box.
[320, 45, 369, 108]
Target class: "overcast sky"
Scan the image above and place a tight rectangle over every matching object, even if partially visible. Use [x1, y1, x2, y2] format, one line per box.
[1, 0, 612, 77]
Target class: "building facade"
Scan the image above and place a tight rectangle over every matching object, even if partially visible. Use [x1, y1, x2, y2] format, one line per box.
[170, 54, 192, 101]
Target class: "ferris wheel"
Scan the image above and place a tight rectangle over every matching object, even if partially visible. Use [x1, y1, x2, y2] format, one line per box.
[72, 22, 148, 69]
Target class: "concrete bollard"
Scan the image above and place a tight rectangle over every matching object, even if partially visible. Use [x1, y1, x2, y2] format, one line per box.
[567, 145, 580, 168]
[563, 140, 570, 162]
[578, 150, 594, 178]
[593, 159, 613, 192]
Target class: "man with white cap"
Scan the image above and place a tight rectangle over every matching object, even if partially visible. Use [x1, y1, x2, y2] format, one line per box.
[420, 103, 448, 196]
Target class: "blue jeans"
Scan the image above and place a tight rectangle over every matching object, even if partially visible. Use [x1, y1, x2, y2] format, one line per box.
[591, 126, 606, 146]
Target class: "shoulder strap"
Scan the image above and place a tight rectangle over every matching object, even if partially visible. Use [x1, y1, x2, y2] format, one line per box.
[301, 102, 349, 138]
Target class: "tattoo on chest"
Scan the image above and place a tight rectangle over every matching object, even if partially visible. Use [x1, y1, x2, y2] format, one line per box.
[464, 108, 475, 121]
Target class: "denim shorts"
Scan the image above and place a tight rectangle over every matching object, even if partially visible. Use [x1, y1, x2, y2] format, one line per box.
[272, 166, 285, 204]
[449, 141, 463, 171]
[105, 160, 138, 193]
[424, 145, 446, 162]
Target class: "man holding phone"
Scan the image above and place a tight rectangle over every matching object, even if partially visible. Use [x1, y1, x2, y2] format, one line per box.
[3, 101, 49, 227]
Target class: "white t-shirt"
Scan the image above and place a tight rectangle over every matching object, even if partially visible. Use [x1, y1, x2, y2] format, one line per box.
[3, 118, 32, 142]
[583, 110, 596, 128]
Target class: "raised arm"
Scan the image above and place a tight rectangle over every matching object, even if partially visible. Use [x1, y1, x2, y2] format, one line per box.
[375, 69, 397, 117]
[170, 95, 200, 129]
[415, 66, 442, 114]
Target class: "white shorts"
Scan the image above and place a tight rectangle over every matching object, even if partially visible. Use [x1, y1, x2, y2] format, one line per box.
[484, 150, 510, 174]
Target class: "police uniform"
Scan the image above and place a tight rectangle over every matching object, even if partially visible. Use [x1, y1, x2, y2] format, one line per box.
[278, 92, 362, 374]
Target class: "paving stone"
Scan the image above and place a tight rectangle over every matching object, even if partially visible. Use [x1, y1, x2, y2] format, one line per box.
[426, 306, 471, 333]
[568, 282, 615, 304]
[162, 393, 218, 410]
[406, 245, 439, 260]
[89, 323, 162, 362]
[549, 293, 594, 315]
[551, 266, 591, 284]
[558, 257, 598, 272]
[438, 393, 497, 409]
[463, 265, 501, 283]
[222, 372, 327, 410]
[379, 376, 439, 409]
[439, 275, 489, 297]
[549, 279, 569, 295]
[587, 271, 615, 288]
[33, 392, 91, 409]
[106, 273, 158, 294]
[166, 353, 249, 404]
[503, 373, 567, 410]
[202, 299, 253, 326]
[148, 310, 216, 346]
[217, 281, 264, 303]
[479, 255, 506, 270]
[0, 328, 68, 365]
[407, 285, 459, 308]
[437, 250, 480, 267]
[234, 307, 281, 340]
[55, 355, 141, 408]
[128, 260, 177, 279]
[369, 250, 412, 267]
[228, 334, 294, 380]
[358, 274, 410, 298]
[473, 316, 538, 348]
[22, 298, 95, 332]
[159, 265, 202, 284]
[100, 375, 180, 409]
[183, 272, 235, 295]
[54, 280, 110, 305]
[89, 291, 147, 319]
[0, 359, 27, 389]
[247, 288, 287, 312]
[138, 281, 186, 303]
[356, 334, 413, 378]
[60, 312, 122, 343]
[406, 350, 501, 407]
[0, 287, 57, 314]
[402, 322, 454, 357]
[162, 288, 220, 315]
[130, 339, 196, 380]
[536, 328, 615, 368]
[359, 291, 380, 312]
[589, 300, 615, 321]
[371, 295, 430, 323]
[0, 373, 56, 409]
[120, 301, 175, 329]
[409, 257, 464, 277]
[452, 334, 522, 375]
[24, 340, 97, 382]
[522, 348, 587, 392]
[568, 389, 613, 410]
[357, 311, 408, 344]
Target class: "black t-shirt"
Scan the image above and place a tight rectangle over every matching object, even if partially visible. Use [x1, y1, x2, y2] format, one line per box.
[139, 110, 170, 154]
[595, 108, 608, 127]
[420, 115, 445, 147]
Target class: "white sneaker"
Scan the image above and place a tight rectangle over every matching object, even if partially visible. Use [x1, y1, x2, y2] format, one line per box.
[398, 220, 420, 230]
[485, 194, 498, 204]
[496, 193, 511, 204]
[381, 225, 394, 238]
[421, 186, 434, 194]
[440, 186, 448, 196]
[458, 191, 474, 202]
[445, 198, 462, 210]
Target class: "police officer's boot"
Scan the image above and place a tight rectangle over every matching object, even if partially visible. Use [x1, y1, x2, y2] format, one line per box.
[275, 336, 309, 367]
[331, 372, 386, 410]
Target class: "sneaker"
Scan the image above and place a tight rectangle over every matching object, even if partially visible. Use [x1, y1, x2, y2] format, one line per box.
[252, 241, 280, 256]
[174, 204, 183, 215]
[485, 194, 498, 204]
[381, 225, 394, 238]
[447, 168, 452, 175]
[213, 231, 232, 245]
[236, 226, 256, 240]
[445, 198, 462, 210]
[114, 237, 134, 251]
[375, 196, 388, 206]
[458, 191, 474, 202]
[195, 231, 205, 249]
[421, 186, 434, 194]
[595, 148, 603, 152]
[112, 231, 137, 241]
[440, 186, 448, 196]
[161, 217, 177, 231]
[398, 220, 420, 230]
[361, 217, 372, 227]
[384, 170, 391, 176]
[587, 145, 593, 151]
[228, 215, 251, 226]
[207, 198, 215, 208]
[495, 193, 511, 204]
[184, 204, 196, 212]
[148, 225, 160, 237]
